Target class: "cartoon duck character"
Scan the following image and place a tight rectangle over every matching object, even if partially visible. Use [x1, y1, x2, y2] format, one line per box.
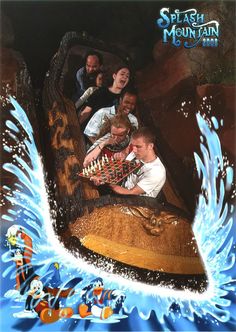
[25, 278, 74, 324]
[78, 277, 126, 320]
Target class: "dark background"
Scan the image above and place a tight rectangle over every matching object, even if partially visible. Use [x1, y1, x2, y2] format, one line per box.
[1, 1, 188, 88]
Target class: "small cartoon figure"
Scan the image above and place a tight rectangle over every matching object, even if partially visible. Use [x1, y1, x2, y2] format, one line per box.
[12, 248, 24, 266]
[78, 277, 126, 320]
[41, 262, 62, 288]
[6, 225, 36, 295]
[24, 278, 74, 324]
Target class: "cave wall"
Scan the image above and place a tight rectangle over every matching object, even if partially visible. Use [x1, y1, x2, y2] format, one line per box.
[135, 2, 236, 213]
[0, 48, 40, 226]
[1, 3, 235, 215]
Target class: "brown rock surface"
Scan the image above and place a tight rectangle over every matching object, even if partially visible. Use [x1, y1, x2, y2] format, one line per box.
[1, 47, 38, 216]
[136, 2, 235, 212]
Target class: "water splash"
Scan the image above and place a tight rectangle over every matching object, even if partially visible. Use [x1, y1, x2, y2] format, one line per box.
[1, 97, 235, 330]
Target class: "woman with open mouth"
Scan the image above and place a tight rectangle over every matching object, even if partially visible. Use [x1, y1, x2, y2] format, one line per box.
[78, 65, 131, 126]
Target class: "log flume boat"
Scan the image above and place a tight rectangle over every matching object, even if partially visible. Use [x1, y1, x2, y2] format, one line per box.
[42, 31, 207, 292]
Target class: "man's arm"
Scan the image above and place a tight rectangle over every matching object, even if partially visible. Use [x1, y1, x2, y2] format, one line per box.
[109, 184, 145, 195]
[113, 145, 131, 161]
[79, 106, 92, 124]
[75, 87, 94, 109]
[76, 67, 85, 89]
[83, 144, 103, 167]
[83, 135, 116, 167]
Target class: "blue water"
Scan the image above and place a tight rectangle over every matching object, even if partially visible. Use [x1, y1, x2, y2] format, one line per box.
[1, 97, 235, 331]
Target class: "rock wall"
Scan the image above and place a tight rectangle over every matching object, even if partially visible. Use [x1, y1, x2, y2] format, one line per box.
[136, 2, 235, 213]
[0, 47, 39, 224]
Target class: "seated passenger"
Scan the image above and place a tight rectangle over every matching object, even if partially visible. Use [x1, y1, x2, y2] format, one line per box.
[75, 70, 104, 110]
[75, 51, 103, 99]
[92, 127, 166, 198]
[110, 128, 166, 198]
[84, 89, 138, 143]
[79, 66, 131, 125]
[83, 115, 132, 168]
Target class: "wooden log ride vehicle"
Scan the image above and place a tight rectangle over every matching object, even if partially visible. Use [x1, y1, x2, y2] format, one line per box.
[42, 31, 207, 292]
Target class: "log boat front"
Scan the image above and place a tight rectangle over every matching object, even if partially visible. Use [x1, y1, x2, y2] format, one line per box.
[42, 32, 207, 292]
[73, 207, 202, 275]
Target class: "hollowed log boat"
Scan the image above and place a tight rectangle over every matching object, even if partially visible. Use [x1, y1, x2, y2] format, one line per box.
[42, 31, 207, 291]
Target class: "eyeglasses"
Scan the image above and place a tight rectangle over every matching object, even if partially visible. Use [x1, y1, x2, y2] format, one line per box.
[111, 131, 127, 138]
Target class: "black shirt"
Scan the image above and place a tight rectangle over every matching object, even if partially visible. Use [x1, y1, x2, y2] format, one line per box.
[86, 87, 120, 115]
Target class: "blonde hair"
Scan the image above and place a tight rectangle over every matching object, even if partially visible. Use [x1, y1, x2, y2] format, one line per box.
[97, 114, 132, 139]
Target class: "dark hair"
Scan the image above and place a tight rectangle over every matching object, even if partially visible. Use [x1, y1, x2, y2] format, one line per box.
[131, 127, 156, 144]
[93, 70, 104, 87]
[120, 87, 138, 99]
[89, 69, 104, 83]
[94, 69, 104, 77]
[85, 51, 103, 65]
[112, 64, 131, 75]
[83, 69, 104, 89]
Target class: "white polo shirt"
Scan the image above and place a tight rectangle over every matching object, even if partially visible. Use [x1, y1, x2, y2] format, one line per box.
[125, 152, 166, 198]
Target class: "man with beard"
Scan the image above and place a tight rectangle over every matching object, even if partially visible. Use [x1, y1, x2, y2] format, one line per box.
[75, 51, 103, 98]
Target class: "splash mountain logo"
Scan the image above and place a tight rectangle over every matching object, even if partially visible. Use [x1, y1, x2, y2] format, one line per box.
[156, 8, 220, 48]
